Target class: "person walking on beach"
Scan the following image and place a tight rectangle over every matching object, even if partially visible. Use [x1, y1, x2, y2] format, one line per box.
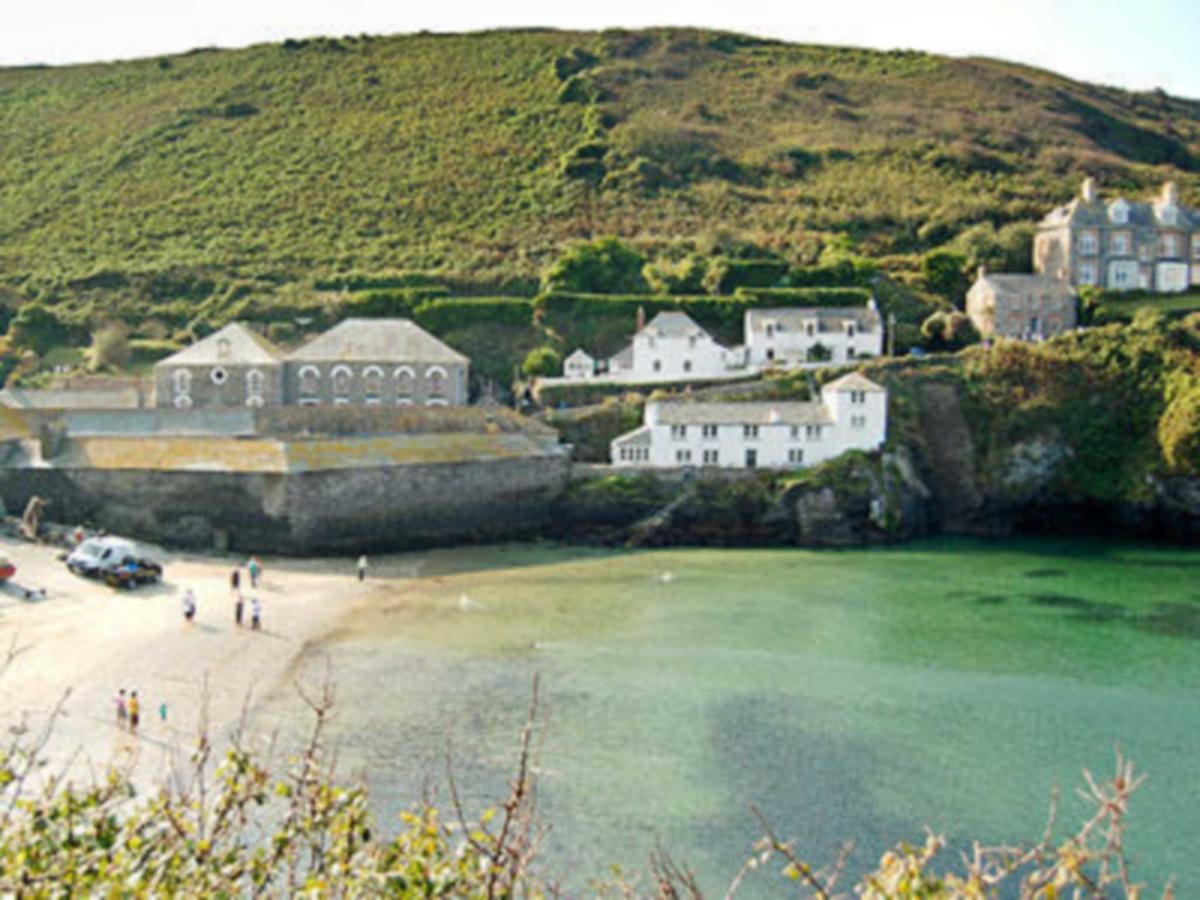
[248, 556, 262, 589]
[357, 554, 368, 582]
[251, 597, 262, 631]
[128, 691, 140, 733]
[182, 589, 197, 624]
[115, 689, 127, 730]
[230, 568, 241, 595]
[234, 591, 244, 627]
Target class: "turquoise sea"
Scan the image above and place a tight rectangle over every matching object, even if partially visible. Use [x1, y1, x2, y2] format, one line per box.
[259, 538, 1200, 893]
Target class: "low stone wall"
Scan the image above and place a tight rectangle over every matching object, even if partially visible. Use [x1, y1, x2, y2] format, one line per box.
[0, 450, 570, 554]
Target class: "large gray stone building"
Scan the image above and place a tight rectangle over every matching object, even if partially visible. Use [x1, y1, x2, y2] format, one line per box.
[965, 268, 1077, 340]
[283, 318, 469, 406]
[154, 322, 285, 410]
[1035, 178, 1199, 293]
[155, 318, 469, 409]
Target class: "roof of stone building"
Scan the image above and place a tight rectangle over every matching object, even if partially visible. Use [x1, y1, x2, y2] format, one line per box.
[1040, 198, 1200, 231]
[157, 323, 283, 368]
[639, 311, 711, 339]
[286, 318, 468, 364]
[974, 273, 1075, 298]
[612, 425, 652, 446]
[0, 388, 143, 410]
[745, 305, 881, 335]
[824, 372, 886, 393]
[651, 401, 833, 426]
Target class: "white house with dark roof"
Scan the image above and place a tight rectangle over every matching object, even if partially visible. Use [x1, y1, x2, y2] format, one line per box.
[610, 372, 887, 469]
[284, 318, 469, 406]
[562, 349, 596, 380]
[154, 322, 285, 409]
[744, 303, 883, 367]
[606, 311, 741, 382]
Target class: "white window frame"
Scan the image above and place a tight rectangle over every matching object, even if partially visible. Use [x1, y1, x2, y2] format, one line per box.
[298, 365, 321, 401]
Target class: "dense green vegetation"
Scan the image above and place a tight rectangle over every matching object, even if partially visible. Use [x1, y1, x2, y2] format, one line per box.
[2, 27, 1199, 385]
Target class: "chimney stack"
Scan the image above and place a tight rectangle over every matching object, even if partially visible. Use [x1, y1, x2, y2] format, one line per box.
[636, 305, 646, 332]
[1081, 177, 1098, 204]
[977, 264, 988, 280]
[1162, 180, 1180, 206]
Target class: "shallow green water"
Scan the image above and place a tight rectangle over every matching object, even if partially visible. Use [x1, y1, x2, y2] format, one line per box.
[263, 538, 1200, 893]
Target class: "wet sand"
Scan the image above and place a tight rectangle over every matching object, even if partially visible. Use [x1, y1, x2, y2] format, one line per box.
[0, 535, 386, 788]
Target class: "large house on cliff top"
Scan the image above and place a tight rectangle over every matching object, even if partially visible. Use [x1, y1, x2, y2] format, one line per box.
[155, 319, 469, 409]
[610, 372, 887, 470]
[1035, 178, 1199, 293]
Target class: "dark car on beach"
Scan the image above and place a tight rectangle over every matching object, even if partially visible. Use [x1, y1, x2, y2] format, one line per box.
[67, 538, 162, 589]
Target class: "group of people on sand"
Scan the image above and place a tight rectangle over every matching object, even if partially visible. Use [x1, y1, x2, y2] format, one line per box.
[229, 560, 264, 630]
[114, 688, 142, 733]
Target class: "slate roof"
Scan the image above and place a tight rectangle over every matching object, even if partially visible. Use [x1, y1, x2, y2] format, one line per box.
[156, 323, 283, 367]
[612, 425, 652, 446]
[976, 273, 1075, 298]
[565, 349, 594, 364]
[286, 318, 468, 364]
[823, 372, 886, 394]
[745, 306, 881, 335]
[609, 344, 634, 369]
[640, 311, 710, 338]
[650, 401, 833, 426]
[1041, 198, 1200, 230]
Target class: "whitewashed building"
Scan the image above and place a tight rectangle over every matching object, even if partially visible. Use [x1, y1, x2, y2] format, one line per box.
[562, 349, 596, 380]
[607, 311, 741, 382]
[744, 303, 883, 367]
[611, 372, 887, 469]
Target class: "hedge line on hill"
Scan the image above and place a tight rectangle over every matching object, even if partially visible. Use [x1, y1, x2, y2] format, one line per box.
[708, 257, 878, 293]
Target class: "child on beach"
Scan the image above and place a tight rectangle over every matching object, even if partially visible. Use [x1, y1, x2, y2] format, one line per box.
[115, 689, 127, 729]
[182, 589, 197, 623]
[357, 554, 368, 582]
[248, 556, 261, 588]
[251, 597, 262, 631]
[230, 568, 240, 595]
[128, 691, 140, 733]
[235, 592, 244, 627]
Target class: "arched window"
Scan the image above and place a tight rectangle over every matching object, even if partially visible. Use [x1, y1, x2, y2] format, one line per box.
[172, 369, 192, 397]
[426, 365, 447, 399]
[363, 366, 384, 404]
[298, 366, 320, 404]
[394, 365, 416, 403]
[331, 365, 353, 404]
[246, 369, 265, 405]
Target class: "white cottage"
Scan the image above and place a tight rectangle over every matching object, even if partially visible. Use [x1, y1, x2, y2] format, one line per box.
[610, 372, 887, 469]
[607, 311, 739, 383]
[562, 349, 596, 380]
[744, 303, 883, 368]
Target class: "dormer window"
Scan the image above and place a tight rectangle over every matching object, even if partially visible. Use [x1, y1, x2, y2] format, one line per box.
[1159, 205, 1179, 226]
[1108, 200, 1129, 225]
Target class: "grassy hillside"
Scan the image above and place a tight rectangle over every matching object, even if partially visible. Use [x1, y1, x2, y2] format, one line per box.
[2, 28, 1200, 381]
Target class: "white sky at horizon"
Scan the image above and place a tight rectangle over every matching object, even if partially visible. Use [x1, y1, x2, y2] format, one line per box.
[4, 0, 1200, 99]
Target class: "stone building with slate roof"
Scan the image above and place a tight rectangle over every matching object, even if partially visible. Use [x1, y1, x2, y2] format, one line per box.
[744, 302, 883, 366]
[283, 318, 469, 407]
[965, 268, 1077, 340]
[611, 371, 887, 469]
[154, 323, 285, 409]
[1035, 178, 1199, 293]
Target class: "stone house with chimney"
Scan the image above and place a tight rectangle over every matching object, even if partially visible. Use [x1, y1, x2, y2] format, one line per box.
[1034, 178, 1199, 293]
[965, 268, 1077, 340]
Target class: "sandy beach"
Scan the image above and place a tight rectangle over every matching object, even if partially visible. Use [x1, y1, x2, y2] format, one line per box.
[0, 534, 385, 789]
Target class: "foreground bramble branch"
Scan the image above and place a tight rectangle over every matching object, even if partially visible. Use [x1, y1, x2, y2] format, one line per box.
[0, 667, 1175, 896]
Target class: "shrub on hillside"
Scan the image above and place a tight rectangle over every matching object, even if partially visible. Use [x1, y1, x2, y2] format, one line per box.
[921, 310, 980, 351]
[643, 255, 707, 294]
[921, 250, 971, 305]
[1159, 385, 1200, 476]
[86, 321, 131, 371]
[541, 238, 649, 295]
[521, 345, 563, 378]
[412, 297, 534, 334]
[9, 303, 68, 355]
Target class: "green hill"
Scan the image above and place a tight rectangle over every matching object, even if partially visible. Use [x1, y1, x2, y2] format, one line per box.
[1, 28, 1199, 362]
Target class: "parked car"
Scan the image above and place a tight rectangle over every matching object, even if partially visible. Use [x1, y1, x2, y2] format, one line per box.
[0, 557, 14, 583]
[67, 538, 162, 588]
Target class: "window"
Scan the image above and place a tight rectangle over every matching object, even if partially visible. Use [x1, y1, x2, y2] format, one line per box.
[246, 369, 265, 407]
[1078, 232, 1098, 256]
[805, 322, 816, 337]
[1192, 236, 1200, 260]
[1077, 263, 1097, 286]
[688, 335, 698, 348]
[846, 323, 856, 338]
[363, 366, 384, 404]
[427, 366, 447, 398]
[702, 449, 719, 465]
[806, 425, 821, 441]
[210, 367, 228, 386]
[850, 390, 866, 404]
[172, 368, 192, 397]
[216, 338, 231, 360]
[765, 323, 776, 338]
[683, 360, 692, 373]
[701, 425, 718, 439]
[647, 336, 656, 349]
[790, 426, 800, 439]
[1138, 244, 1152, 262]
[1109, 261, 1138, 290]
[298, 366, 320, 403]
[788, 448, 804, 464]
[743, 425, 759, 439]
[1109, 201, 1129, 225]
[675, 449, 692, 464]
[847, 347, 857, 359]
[1160, 234, 1181, 258]
[331, 366, 353, 403]
[1109, 231, 1131, 256]
[670, 424, 687, 440]
[394, 366, 415, 402]
[745, 449, 757, 469]
[851, 415, 867, 429]
[766, 349, 775, 361]
[652, 360, 662, 373]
